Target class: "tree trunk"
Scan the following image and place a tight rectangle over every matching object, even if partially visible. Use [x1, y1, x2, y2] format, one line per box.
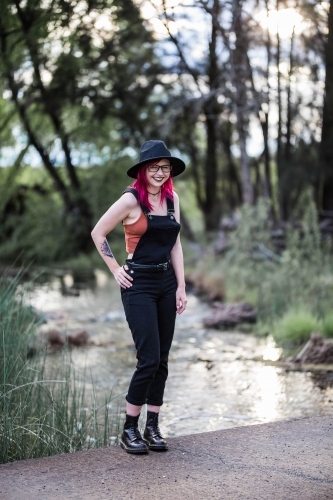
[204, 111, 220, 230]
[276, 0, 284, 220]
[188, 135, 204, 212]
[0, 29, 71, 209]
[262, 1, 274, 208]
[232, 0, 254, 205]
[261, 112, 271, 198]
[321, 0, 333, 211]
[14, 0, 80, 191]
[236, 108, 253, 204]
[180, 210, 196, 242]
[285, 28, 295, 165]
[220, 119, 242, 210]
[203, 0, 222, 231]
[163, 0, 222, 232]
[283, 27, 295, 219]
[0, 5, 93, 252]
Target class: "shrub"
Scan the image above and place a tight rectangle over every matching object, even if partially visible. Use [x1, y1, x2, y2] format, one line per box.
[272, 308, 321, 344]
[322, 312, 333, 338]
[0, 160, 130, 264]
[217, 196, 333, 343]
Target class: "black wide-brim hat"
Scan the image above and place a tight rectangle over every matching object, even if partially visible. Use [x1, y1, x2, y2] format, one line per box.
[126, 140, 186, 179]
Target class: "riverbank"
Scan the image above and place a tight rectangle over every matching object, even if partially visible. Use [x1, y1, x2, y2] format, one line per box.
[184, 199, 333, 345]
[28, 278, 333, 436]
[2, 266, 333, 465]
[1, 415, 332, 500]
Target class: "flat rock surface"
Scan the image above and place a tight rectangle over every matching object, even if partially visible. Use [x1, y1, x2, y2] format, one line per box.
[0, 416, 332, 500]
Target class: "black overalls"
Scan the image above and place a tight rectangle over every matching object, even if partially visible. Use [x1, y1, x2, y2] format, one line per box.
[121, 188, 180, 407]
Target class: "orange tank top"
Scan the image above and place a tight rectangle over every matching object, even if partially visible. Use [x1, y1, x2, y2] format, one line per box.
[123, 210, 148, 254]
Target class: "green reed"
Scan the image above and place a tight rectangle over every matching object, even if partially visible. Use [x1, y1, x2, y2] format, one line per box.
[224, 198, 333, 343]
[189, 197, 333, 344]
[0, 271, 123, 464]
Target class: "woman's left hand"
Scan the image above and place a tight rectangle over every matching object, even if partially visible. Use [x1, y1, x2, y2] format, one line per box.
[176, 287, 187, 314]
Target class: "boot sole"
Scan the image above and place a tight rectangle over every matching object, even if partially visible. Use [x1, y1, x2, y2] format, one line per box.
[120, 440, 149, 454]
[143, 435, 168, 451]
[148, 444, 168, 451]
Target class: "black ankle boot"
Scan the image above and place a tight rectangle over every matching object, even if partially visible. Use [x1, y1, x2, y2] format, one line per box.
[120, 414, 149, 454]
[143, 411, 168, 451]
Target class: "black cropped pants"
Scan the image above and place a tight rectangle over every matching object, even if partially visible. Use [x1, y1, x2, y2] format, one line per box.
[121, 266, 177, 407]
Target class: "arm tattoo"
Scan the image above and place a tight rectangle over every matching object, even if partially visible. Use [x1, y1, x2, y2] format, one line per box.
[100, 239, 114, 259]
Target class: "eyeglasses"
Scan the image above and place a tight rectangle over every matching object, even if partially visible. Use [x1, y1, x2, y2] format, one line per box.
[147, 164, 172, 173]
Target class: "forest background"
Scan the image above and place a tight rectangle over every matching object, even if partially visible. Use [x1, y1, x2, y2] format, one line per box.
[1, 0, 333, 260]
[0, 0, 333, 330]
[1, 0, 333, 464]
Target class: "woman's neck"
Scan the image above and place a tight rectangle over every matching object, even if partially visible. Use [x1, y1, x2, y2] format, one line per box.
[147, 188, 161, 196]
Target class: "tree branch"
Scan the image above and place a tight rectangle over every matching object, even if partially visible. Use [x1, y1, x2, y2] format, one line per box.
[0, 18, 71, 208]
[14, 0, 80, 190]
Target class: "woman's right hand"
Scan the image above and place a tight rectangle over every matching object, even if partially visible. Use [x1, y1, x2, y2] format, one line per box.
[113, 265, 133, 289]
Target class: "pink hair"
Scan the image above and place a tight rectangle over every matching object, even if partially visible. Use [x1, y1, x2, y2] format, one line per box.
[131, 160, 174, 211]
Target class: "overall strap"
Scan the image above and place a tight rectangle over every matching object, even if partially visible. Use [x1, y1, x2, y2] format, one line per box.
[123, 188, 150, 216]
[167, 196, 175, 216]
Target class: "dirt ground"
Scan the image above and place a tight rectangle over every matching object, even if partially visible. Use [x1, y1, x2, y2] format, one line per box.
[0, 415, 332, 500]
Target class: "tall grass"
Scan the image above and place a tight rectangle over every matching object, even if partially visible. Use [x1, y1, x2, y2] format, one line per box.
[225, 198, 333, 343]
[272, 308, 321, 343]
[0, 272, 123, 464]
[323, 312, 333, 338]
[189, 197, 333, 344]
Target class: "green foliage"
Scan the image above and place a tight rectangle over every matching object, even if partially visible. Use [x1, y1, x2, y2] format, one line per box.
[0, 156, 204, 264]
[0, 161, 132, 264]
[221, 198, 278, 301]
[0, 0, 167, 257]
[0, 273, 122, 464]
[80, 157, 131, 222]
[0, 189, 76, 263]
[0, 0, 330, 243]
[272, 308, 321, 344]
[228, 198, 274, 260]
[191, 197, 333, 344]
[0, 0, 163, 156]
[175, 178, 204, 237]
[322, 312, 333, 338]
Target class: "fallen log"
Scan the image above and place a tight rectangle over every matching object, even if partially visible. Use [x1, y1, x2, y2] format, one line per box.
[290, 333, 333, 364]
[204, 302, 257, 329]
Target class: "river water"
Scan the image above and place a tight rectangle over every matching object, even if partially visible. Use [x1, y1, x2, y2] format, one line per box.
[27, 269, 333, 437]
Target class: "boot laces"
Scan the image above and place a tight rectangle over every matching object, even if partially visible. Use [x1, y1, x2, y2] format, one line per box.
[149, 415, 162, 437]
[126, 422, 143, 441]
[133, 427, 142, 441]
[155, 425, 162, 438]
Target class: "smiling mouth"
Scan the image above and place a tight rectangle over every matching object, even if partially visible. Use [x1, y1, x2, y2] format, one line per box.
[153, 177, 164, 181]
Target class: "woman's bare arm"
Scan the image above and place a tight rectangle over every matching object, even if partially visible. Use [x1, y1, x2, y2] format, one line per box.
[91, 193, 137, 288]
[170, 192, 187, 314]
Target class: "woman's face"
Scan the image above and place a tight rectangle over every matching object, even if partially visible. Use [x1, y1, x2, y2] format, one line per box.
[145, 159, 171, 189]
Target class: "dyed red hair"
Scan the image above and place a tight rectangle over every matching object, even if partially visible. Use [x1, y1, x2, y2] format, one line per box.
[131, 160, 174, 211]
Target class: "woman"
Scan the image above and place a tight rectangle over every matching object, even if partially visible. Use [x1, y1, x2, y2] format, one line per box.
[91, 140, 187, 454]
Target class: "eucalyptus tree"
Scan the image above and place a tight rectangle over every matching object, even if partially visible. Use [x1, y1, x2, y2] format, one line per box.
[153, 0, 245, 231]
[151, 0, 270, 228]
[321, 0, 333, 211]
[0, 0, 161, 254]
[273, 0, 328, 219]
[144, 0, 329, 226]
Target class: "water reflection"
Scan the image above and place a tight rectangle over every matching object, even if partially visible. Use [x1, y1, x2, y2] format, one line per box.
[26, 269, 333, 437]
[262, 336, 282, 361]
[251, 365, 283, 422]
